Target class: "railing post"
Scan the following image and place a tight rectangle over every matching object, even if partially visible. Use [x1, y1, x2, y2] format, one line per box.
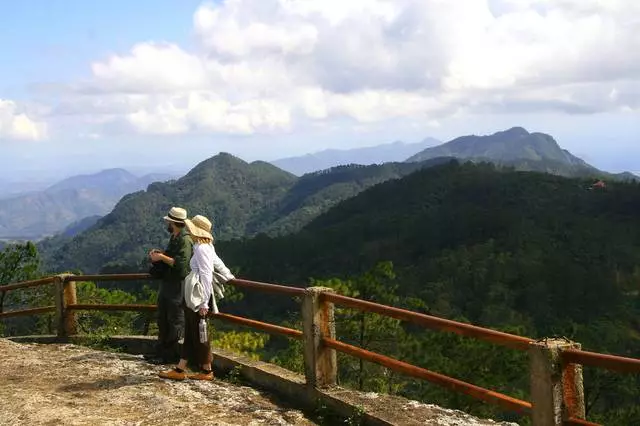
[530, 338, 585, 426]
[54, 274, 77, 337]
[302, 286, 337, 388]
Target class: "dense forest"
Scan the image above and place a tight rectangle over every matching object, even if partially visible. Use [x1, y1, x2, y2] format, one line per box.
[2, 160, 640, 425]
[38, 154, 451, 276]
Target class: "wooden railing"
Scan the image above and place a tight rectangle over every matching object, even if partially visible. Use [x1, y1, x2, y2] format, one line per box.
[2, 273, 639, 426]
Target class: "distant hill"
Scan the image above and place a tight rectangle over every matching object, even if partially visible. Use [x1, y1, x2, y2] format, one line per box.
[406, 127, 636, 181]
[271, 138, 440, 176]
[0, 169, 173, 240]
[38, 154, 451, 274]
[0, 179, 51, 200]
[59, 215, 102, 238]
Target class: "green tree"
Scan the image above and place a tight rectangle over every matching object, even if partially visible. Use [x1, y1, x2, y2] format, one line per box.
[0, 243, 49, 336]
[0, 242, 41, 313]
[311, 261, 409, 393]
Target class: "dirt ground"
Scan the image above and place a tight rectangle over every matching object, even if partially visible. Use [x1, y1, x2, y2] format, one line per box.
[0, 338, 520, 426]
[0, 338, 317, 426]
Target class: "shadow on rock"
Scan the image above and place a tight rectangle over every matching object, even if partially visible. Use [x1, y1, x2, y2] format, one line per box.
[67, 352, 144, 363]
[58, 375, 154, 392]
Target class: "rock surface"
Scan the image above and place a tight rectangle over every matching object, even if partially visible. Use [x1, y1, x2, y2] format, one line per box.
[0, 338, 520, 425]
[0, 339, 315, 425]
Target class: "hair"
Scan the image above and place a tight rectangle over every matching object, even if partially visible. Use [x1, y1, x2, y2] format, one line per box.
[189, 235, 213, 245]
[175, 222, 186, 229]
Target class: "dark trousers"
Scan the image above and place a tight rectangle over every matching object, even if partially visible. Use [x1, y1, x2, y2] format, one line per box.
[181, 306, 212, 367]
[156, 296, 184, 362]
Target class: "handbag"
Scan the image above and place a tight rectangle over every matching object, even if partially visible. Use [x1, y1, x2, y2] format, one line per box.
[183, 271, 207, 311]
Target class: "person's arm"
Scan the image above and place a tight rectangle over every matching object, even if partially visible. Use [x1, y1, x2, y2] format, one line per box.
[171, 236, 192, 279]
[153, 252, 175, 266]
[193, 244, 213, 312]
[151, 236, 191, 277]
[210, 245, 235, 281]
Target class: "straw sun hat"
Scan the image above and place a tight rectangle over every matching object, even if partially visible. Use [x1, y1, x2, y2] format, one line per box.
[184, 215, 213, 240]
[163, 207, 187, 223]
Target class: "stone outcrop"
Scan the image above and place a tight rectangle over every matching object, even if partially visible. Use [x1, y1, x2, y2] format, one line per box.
[0, 338, 519, 425]
[0, 339, 314, 425]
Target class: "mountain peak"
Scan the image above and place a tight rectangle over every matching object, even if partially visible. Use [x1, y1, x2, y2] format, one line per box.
[96, 168, 134, 176]
[405, 127, 602, 178]
[270, 139, 440, 175]
[500, 127, 530, 138]
[186, 152, 248, 176]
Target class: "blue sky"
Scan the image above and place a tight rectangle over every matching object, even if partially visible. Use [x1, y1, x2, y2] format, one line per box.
[0, 0, 638, 182]
[0, 0, 202, 99]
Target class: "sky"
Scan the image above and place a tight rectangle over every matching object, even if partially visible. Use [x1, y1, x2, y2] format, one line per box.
[0, 0, 639, 182]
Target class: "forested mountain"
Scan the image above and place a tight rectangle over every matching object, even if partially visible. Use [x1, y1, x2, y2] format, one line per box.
[407, 127, 636, 181]
[0, 169, 173, 240]
[216, 160, 639, 424]
[59, 215, 102, 238]
[271, 138, 440, 176]
[39, 154, 449, 274]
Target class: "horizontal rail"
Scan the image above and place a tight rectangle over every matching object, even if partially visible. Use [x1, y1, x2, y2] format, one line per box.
[67, 274, 306, 296]
[323, 337, 531, 415]
[65, 304, 303, 339]
[0, 277, 55, 292]
[564, 418, 601, 426]
[230, 278, 305, 296]
[562, 349, 640, 374]
[0, 306, 56, 318]
[67, 304, 157, 312]
[70, 273, 153, 282]
[213, 312, 303, 339]
[322, 293, 533, 351]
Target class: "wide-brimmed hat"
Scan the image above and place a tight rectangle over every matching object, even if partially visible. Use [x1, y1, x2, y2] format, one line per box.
[184, 215, 213, 240]
[163, 207, 187, 223]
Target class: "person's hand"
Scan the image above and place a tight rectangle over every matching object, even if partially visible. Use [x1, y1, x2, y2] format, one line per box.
[199, 307, 208, 317]
[150, 252, 163, 263]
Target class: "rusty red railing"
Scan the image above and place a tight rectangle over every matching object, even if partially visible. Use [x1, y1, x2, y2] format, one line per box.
[562, 348, 640, 373]
[323, 337, 532, 414]
[1, 272, 639, 426]
[322, 292, 534, 350]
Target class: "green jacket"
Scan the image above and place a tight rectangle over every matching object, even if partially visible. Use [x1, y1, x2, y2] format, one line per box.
[158, 230, 192, 301]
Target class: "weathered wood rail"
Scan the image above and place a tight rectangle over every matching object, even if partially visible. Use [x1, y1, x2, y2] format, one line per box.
[2, 273, 639, 426]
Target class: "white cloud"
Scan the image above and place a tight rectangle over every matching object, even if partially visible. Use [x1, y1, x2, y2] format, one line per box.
[124, 93, 292, 135]
[88, 42, 208, 93]
[39, 0, 640, 138]
[0, 99, 47, 141]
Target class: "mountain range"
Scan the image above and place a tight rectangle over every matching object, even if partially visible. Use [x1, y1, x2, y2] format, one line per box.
[271, 138, 440, 175]
[406, 127, 636, 180]
[0, 169, 174, 240]
[39, 154, 455, 274]
[38, 126, 640, 274]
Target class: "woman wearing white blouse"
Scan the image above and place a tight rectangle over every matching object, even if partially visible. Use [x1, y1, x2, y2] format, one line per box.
[159, 215, 235, 381]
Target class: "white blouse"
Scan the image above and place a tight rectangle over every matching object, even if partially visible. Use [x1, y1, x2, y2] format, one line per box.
[189, 242, 235, 311]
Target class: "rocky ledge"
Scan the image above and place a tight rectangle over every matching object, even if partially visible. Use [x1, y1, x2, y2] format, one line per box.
[0, 338, 519, 425]
[0, 338, 314, 425]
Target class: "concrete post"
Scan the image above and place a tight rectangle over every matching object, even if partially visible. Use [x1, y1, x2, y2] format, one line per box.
[530, 338, 585, 426]
[54, 274, 77, 337]
[302, 286, 337, 388]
